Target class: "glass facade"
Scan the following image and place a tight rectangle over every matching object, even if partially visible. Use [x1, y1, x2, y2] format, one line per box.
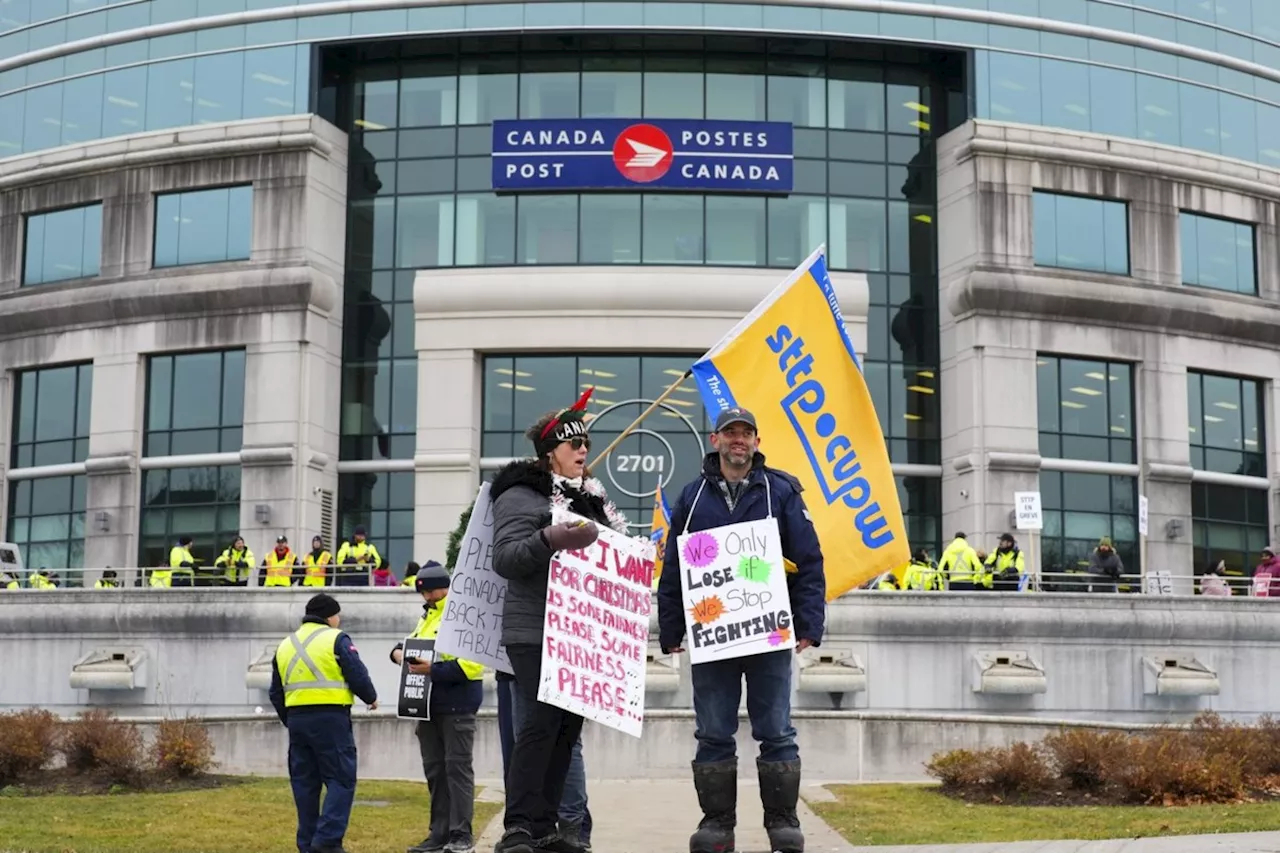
[5, 363, 93, 575]
[23, 203, 102, 286]
[1032, 192, 1130, 275]
[144, 350, 246, 457]
[139, 466, 242, 570]
[1180, 211, 1256, 294]
[337, 471, 415, 573]
[1037, 355, 1138, 581]
[1187, 370, 1264, 477]
[3, 1, 1280, 171]
[154, 185, 253, 268]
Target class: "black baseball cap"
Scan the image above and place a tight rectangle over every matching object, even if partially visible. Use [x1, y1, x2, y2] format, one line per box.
[714, 408, 757, 432]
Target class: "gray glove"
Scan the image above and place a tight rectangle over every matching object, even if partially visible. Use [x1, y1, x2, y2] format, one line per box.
[542, 520, 599, 552]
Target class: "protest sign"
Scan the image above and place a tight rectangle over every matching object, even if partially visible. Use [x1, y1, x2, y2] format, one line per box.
[677, 518, 795, 664]
[396, 637, 436, 720]
[538, 509, 654, 738]
[435, 483, 511, 674]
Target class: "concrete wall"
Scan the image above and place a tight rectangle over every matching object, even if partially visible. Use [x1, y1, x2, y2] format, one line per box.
[0, 116, 349, 566]
[2, 589, 1274, 725]
[937, 120, 1280, 589]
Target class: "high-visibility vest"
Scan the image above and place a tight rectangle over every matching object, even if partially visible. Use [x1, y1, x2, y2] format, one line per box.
[274, 622, 353, 708]
[169, 546, 196, 579]
[409, 595, 484, 682]
[939, 538, 982, 584]
[902, 560, 943, 591]
[150, 569, 172, 587]
[29, 574, 55, 590]
[216, 548, 254, 584]
[336, 541, 380, 570]
[303, 552, 331, 587]
[265, 550, 296, 587]
[4, 579, 19, 589]
[94, 579, 120, 589]
[401, 576, 417, 588]
[984, 548, 1026, 588]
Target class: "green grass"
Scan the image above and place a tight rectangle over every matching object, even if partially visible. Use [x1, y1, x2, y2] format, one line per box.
[0, 778, 501, 853]
[811, 784, 1280, 846]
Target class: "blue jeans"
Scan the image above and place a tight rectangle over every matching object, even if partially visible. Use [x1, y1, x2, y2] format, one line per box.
[286, 709, 357, 853]
[505, 678, 592, 841]
[691, 649, 798, 765]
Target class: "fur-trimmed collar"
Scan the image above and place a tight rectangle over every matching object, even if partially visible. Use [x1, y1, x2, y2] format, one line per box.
[489, 459, 631, 533]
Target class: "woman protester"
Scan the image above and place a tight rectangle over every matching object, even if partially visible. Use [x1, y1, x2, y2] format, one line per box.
[489, 388, 630, 853]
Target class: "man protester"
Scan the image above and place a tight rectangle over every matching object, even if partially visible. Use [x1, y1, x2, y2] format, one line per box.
[390, 563, 484, 853]
[657, 408, 825, 853]
[269, 593, 379, 853]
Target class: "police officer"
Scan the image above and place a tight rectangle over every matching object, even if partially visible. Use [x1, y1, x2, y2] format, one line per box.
[391, 563, 484, 853]
[269, 594, 379, 853]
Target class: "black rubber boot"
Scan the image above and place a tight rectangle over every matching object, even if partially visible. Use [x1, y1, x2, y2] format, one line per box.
[758, 758, 804, 853]
[689, 759, 737, 853]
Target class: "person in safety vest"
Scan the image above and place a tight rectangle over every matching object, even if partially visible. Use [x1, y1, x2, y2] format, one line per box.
[268, 594, 378, 853]
[29, 567, 56, 589]
[167, 536, 197, 587]
[214, 536, 255, 586]
[261, 536, 299, 588]
[658, 408, 825, 853]
[390, 563, 484, 853]
[3, 570, 20, 590]
[95, 570, 121, 589]
[902, 549, 944, 591]
[335, 526, 380, 587]
[939, 532, 983, 591]
[401, 561, 422, 588]
[303, 536, 332, 588]
[985, 533, 1026, 591]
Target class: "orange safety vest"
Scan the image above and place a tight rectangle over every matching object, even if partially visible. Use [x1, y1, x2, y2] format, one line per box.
[303, 551, 331, 587]
[265, 550, 296, 587]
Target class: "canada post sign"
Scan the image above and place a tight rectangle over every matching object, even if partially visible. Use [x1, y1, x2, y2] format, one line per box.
[492, 118, 793, 193]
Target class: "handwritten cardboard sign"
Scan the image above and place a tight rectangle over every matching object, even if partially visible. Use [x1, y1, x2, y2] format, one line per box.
[676, 517, 796, 664]
[435, 483, 511, 674]
[396, 637, 436, 720]
[538, 508, 654, 738]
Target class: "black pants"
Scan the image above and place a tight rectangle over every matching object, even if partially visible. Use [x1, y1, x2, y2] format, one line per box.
[504, 643, 584, 838]
[418, 714, 477, 843]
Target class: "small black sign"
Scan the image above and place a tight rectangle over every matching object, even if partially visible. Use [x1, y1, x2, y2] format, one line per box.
[396, 637, 436, 720]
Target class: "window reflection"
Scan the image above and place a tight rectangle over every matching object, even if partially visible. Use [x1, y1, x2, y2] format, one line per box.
[6, 475, 87, 576]
[1180, 211, 1256, 295]
[1033, 191, 1129, 275]
[1192, 482, 1269, 587]
[517, 195, 578, 264]
[153, 185, 252, 268]
[643, 195, 703, 264]
[338, 471, 415, 573]
[1040, 471, 1139, 581]
[138, 466, 241, 571]
[11, 364, 93, 470]
[1187, 371, 1265, 476]
[23, 203, 102, 286]
[1036, 355, 1134, 463]
[580, 195, 641, 264]
[145, 350, 246, 457]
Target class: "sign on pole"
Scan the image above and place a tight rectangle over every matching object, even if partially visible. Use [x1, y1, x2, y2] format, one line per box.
[396, 637, 436, 720]
[1138, 495, 1149, 538]
[434, 483, 511, 674]
[538, 508, 655, 738]
[676, 518, 795, 664]
[1014, 492, 1043, 531]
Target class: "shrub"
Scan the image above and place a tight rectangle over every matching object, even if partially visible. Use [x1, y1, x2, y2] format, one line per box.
[445, 500, 476, 570]
[58, 708, 147, 785]
[0, 709, 60, 783]
[1043, 728, 1128, 793]
[1111, 728, 1246, 804]
[152, 718, 215, 779]
[925, 748, 990, 790]
[985, 742, 1057, 796]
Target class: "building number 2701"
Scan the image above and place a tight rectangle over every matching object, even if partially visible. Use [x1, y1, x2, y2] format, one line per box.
[613, 454, 666, 473]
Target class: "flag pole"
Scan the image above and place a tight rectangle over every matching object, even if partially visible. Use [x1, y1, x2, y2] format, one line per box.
[588, 369, 693, 471]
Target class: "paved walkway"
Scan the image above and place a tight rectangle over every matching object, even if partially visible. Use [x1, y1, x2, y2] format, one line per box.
[475, 781, 1280, 853]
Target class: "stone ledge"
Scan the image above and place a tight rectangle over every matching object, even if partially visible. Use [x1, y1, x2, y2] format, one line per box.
[84, 455, 134, 475]
[0, 263, 339, 341]
[1147, 462, 1196, 484]
[239, 446, 295, 467]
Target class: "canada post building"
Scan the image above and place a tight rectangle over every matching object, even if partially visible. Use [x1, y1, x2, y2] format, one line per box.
[2, 1, 1280, 594]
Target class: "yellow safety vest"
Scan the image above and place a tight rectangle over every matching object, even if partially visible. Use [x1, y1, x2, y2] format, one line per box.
[29, 574, 55, 590]
[336, 541, 380, 570]
[265, 551, 296, 587]
[401, 576, 416, 588]
[274, 622, 353, 708]
[984, 548, 1026, 588]
[150, 569, 172, 587]
[4, 579, 19, 589]
[216, 548, 255, 583]
[303, 552, 331, 587]
[939, 538, 982, 584]
[409, 595, 485, 682]
[169, 546, 196, 579]
[902, 560, 943, 591]
[94, 579, 120, 589]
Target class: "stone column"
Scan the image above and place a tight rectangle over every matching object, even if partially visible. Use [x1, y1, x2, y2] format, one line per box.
[1139, 362, 1195, 592]
[83, 353, 143, 572]
[415, 348, 481, 562]
[0, 369, 9, 529]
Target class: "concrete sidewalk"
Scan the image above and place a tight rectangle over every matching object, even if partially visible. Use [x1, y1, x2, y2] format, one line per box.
[475, 780, 1280, 853]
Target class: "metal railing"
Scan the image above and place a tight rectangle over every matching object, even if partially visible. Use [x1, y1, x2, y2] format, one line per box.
[1, 565, 417, 591]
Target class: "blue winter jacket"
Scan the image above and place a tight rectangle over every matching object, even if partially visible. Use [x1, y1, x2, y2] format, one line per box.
[657, 452, 826, 652]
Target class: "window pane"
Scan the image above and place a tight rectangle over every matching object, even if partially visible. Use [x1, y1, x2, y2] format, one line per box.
[153, 186, 253, 268]
[642, 195, 703, 264]
[137, 466, 242, 570]
[11, 365, 93, 470]
[580, 195, 640, 264]
[1033, 191, 1129, 275]
[396, 195, 455, 267]
[454, 194, 515, 266]
[705, 196, 765, 266]
[23, 203, 102, 285]
[144, 350, 245, 457]
[768, 195, 826, 269]
[517, 195, 578, 264]
[400, 63, 458, 127]
[582, 59, 642, 117]
[1181, 211, 1256, 294]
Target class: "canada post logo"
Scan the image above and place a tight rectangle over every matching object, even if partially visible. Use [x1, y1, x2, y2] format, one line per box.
[492, 118, 793, 193]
